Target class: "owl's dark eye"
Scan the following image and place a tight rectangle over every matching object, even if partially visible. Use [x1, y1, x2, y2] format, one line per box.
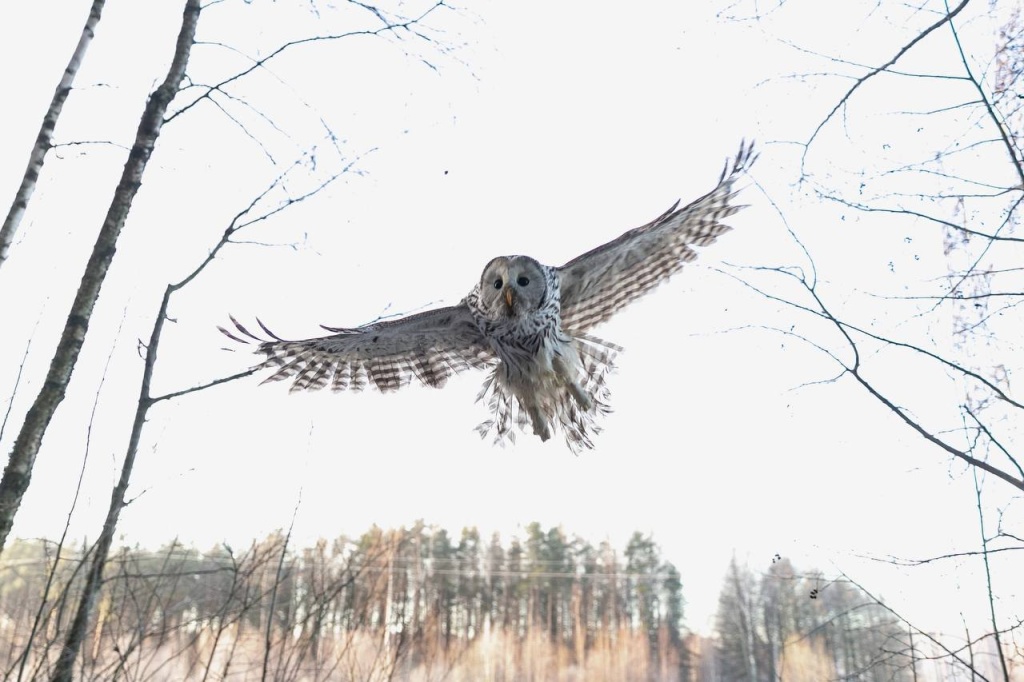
[493, 278, 503, 290]
[517, 276, 530, 287]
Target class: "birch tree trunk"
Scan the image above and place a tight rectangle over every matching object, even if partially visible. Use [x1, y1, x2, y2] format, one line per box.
[0, 0, 201, 556]
[0, 0, 106, 269]
[45, 2, 202, 676]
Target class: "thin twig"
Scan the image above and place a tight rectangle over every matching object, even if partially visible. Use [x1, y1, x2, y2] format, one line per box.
[802, 0, 972, 174]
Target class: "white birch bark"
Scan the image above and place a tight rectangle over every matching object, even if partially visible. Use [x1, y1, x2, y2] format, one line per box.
[0, 0, 106, 269]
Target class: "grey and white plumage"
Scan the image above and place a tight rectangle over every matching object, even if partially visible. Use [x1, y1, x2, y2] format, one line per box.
[221, 142, 757, 451]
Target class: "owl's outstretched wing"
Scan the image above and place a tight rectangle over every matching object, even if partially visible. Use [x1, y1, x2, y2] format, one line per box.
[220, 304, 495, 393]
[557, 141, 757, 333]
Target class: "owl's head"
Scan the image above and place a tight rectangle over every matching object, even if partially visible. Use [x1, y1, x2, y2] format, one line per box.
[478, 255, 548, 319]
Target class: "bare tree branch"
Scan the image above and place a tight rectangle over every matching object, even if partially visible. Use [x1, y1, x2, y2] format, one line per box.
[166, 1, 448, 123]
[964, 406, 1024, 479]
[841, 572, 990, 681]
[802, 0, 972, 174]
[944, 0, 1024, 190]
[148, 368, 259, 405]
[725, 264, 1024, 492]
[971, 468, 1012, 682]
[0, 334, 34, 445]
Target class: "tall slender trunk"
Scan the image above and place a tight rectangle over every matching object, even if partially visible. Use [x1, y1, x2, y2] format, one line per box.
[44, 2, 202, 679]
[0, 0, 106, 268]
[729, 561, 758, 682]
[0, 0, 201, 555]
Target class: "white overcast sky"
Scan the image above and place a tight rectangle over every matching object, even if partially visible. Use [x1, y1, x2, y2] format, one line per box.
[2, 0, 1021, 636]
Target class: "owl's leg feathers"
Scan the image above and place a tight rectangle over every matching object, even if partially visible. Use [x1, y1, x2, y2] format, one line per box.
[475, 335, 618, 450]
[525, 403, 552, 442]
[552, 354, 593, 412]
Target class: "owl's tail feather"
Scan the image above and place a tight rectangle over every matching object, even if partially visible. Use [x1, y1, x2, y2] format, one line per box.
[474, 334, 620, 453]
[559, 334, 617, 453]
[474, 371, 531, 447]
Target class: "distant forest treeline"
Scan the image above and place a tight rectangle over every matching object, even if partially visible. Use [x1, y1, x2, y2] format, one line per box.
[0, 523, 918, 680]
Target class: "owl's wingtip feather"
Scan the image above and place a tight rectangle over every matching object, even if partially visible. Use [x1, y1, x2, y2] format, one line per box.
[720, 139, 758, 183]
[217, 323, 249, 345]
[255, 317, 284, 341]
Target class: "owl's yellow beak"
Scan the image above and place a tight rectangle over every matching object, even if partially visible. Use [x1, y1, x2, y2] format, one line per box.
[505, 287, 515, 311]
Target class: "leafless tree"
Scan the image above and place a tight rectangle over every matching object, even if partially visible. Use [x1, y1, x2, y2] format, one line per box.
[0, 0, 203, 556]
[727, 0, 1024, 677]
[1, 0, 457, 557]
[3, 0, 464, 672]
[0, 0, 106, 269]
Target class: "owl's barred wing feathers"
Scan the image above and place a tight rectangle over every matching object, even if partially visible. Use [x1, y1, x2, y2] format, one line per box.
[219, 304, 495, 393]
[557, 141, 757, 333]
[222, 141, 755, 449]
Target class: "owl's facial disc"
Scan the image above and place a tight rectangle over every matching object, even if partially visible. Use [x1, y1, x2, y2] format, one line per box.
[480, 255, 543, 319]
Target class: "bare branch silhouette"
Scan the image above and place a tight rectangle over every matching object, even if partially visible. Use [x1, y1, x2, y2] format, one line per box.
[801, 0, 972, 174]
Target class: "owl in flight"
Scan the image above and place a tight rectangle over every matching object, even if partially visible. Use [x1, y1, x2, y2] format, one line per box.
[222, 142, 756, 451]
